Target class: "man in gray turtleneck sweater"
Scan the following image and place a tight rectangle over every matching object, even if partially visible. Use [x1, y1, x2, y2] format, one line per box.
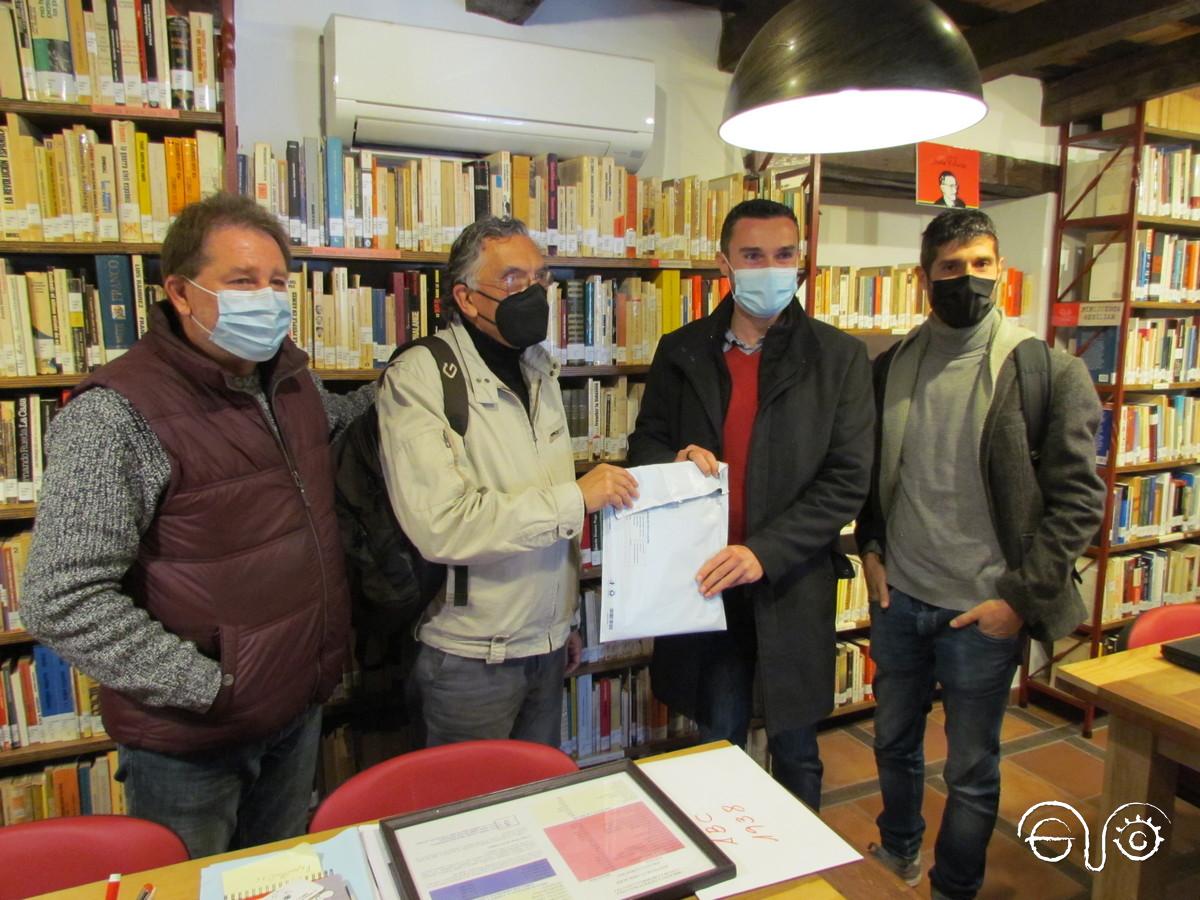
[856, 210, 1104, 900]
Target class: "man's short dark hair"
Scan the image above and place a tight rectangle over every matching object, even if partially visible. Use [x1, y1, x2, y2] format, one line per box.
[719, 198, 799, 258]
[920, 209, 999, 276]
[938, 170, 957, 185]
[161, 192, 292, 280]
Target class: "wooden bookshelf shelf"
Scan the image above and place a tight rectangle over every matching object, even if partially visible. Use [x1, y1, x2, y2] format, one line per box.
[0, 735, 115, 771]
[0, 630, 32, 646]
[1131, 302, 1200, 312]
[290, 246, 721, 271]
[827, 699, 876, 720]
[0, 374, 83, 389]
[836, 619, 870, 633]
[1064, 124, 1199, 152]
[572, 655, 652, 679]
[580, 565, 602, 581]
[0, 503, 37, 520]
[560, 365, 650, 377]
[1096, 381, 1200, 393]
[0, 99, 222, 131]
[311, 369, 380, 382]
[1137, 215, 1200, 235]
[1101, 457, 1200, 474]
[0, 241, 161, 255]
[1087, 528, 1200, 556]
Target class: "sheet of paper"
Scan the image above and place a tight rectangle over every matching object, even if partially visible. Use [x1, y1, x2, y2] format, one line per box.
[359, 824, 404, 900]
[600, 461, 729, 641]
[639, 745, 862, 899]
[200, 830, 379, 900]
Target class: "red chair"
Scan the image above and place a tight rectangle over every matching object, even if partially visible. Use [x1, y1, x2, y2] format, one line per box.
[1116, 602, 1200, 650]
[0, 814, 189, 899]
[310, 739, 578, 832]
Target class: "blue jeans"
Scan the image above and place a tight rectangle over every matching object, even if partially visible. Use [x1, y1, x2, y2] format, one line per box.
[117, 704, 322, 859]
[870, 588, 1020, 900]
[696, 629, 824, 811]
[412, 643, 566, 748]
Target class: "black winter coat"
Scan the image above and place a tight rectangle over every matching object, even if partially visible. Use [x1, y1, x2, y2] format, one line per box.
[628, 298, 875, 732]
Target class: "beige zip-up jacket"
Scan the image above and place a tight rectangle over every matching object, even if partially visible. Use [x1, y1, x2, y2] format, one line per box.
[377, 320, 583, 662]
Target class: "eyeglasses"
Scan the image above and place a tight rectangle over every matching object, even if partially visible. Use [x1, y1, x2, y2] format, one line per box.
[476, 269, 554, 296]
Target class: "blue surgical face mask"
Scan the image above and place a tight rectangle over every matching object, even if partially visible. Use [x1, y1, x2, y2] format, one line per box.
[185, 278, 292, 362]
[730, 266, 798, 318]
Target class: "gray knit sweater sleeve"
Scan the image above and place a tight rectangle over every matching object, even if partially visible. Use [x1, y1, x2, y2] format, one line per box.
[21, 388, 222, 713]
[308, 371, 376, 438]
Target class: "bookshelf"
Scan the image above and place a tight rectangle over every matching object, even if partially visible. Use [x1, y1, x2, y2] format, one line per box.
[0, 0, 238, 827]
[1027, 90, 1200, 734]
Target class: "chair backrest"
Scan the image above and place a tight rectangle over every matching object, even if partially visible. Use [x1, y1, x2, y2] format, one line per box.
[0, 814, 189, 899]
[309, 739, 579, 832]
[1118, 603, 1200, 651]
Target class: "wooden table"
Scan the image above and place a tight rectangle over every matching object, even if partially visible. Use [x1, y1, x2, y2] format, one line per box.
[1057, 642, 1200, 899]
[33, 743, 904, 900]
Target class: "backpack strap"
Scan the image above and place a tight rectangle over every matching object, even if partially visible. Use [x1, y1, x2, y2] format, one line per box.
[384, 335, 470, 604]
[1013, 337, 1052, 467]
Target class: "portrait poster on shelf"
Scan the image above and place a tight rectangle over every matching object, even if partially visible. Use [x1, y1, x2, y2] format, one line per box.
[916, 142, 981, 209]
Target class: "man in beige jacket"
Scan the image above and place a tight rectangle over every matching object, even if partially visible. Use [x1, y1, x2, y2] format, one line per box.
[378, 215, 636, 747]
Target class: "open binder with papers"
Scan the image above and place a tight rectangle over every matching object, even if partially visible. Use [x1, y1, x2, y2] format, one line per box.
[601, 461, 730, 642]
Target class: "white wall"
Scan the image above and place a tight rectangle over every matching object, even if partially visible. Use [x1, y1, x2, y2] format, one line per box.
[234, 0, 738, 180]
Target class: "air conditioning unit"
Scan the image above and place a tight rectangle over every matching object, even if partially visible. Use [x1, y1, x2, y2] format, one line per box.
[322, 16, 656, 172]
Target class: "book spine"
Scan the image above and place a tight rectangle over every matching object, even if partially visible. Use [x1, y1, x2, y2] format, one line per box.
[138, 0, 158, 106]
[93, 254, 134, 357]
[324, 136, 343, 248]
[165, 14, 190, 110]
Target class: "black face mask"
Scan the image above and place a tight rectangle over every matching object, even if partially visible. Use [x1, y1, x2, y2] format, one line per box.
[929, 274, 997, 329]
[471, 282, 550, 349]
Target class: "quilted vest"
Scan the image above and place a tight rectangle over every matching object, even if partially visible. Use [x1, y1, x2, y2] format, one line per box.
[75, 302, 350, 753]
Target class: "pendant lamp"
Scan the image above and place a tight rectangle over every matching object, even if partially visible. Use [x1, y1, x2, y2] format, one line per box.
[719, 0, 987, 154]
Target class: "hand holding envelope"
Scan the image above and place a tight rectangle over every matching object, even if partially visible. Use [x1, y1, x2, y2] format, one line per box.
[599, 461, 731, 642]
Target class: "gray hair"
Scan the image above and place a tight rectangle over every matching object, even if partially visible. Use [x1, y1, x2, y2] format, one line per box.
[443, 216, 530, 324]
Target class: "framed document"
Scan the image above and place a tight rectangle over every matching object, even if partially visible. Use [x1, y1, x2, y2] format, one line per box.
[379, 759, 736, 899]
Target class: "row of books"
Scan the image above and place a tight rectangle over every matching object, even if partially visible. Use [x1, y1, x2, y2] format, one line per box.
[576, 587, 651, 666]
[1072, 317, 1200, 386]
[1, 644, 104, 749]
[562, 377, 645, 464]
[0, 1, 220, 111]
[834, 639, 875, 708]
[1103, 90, 1200, 140]
[284, 267, 729, 375]
[835, 555, 869, 631]
[547, 273, 728, 368]
[811, 263, 1027, 332]
[1065, 143, 1200, 224]
[1095, 394, 1200, 466]
[559, 666, 695, 763]
[1104, 467, 1200, 545]
[0, 752, 125, 826]
[1085, 230, 1200, 303]
[0, 531, 29, 627]
[1079, 545, 1200, 624]
[579, 511, 602, 569]
[0, 256, 153, 377]
[0, 398, 58, 505]
[0, 114, 223, 243]
[241, 140, 804, 258]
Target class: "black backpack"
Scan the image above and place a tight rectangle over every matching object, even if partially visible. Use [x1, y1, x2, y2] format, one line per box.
[332, 336, 469, 666]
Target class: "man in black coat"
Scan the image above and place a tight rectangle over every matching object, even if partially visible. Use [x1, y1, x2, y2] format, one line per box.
[628, 199, 874, 809]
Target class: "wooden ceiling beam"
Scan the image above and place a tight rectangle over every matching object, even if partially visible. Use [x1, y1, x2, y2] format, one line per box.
[967, 0, 1200, 81]
[465, 0, 544, 25]
[1042, 31, 1200, 125]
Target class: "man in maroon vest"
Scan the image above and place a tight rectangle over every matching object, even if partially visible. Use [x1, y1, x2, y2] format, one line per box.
[22, 193, 371, 858]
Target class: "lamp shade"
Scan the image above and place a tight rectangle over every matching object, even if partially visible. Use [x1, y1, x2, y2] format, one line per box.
[719, 0, 987, 154]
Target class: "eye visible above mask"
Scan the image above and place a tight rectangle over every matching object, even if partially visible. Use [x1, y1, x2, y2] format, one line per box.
[929, 274, 996, 329]
[185, 278, 292, 362]
[730, 266, 798, 318]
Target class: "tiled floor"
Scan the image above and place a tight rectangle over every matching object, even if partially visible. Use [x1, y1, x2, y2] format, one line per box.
[817, 701, 1200, 898]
